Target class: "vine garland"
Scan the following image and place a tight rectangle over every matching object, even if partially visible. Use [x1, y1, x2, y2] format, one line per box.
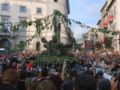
[0, 10, 118, 50]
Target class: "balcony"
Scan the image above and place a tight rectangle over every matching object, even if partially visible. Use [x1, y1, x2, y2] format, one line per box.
[0, 23, 12, 37]
[0, 30, 12, 37]
[103, 21, 108, 29]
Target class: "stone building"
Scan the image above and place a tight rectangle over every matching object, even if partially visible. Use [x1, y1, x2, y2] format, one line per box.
[0, 0, 70, 52]
[97, 0, 120, 52]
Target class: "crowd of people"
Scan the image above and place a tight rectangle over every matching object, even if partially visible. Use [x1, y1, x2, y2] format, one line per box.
[0, 49, 120, 90]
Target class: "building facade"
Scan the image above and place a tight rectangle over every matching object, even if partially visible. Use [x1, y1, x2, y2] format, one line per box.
[0, 0, 70, 52]
[97, 0, 120, 52]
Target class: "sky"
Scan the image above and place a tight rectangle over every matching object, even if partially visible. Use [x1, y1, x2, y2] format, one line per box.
[69, 0, 105, 39]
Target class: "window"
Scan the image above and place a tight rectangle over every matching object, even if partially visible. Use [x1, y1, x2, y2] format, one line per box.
[19, 6, 27, 13]
[20, 41, 24, 44]
[19, 17, 26, 22]
[1, 3, 9, 11]
[36, 42, 40, 51]
[36, 8, 42, 14]
[1, 16, 10, 32]
[19, 17, 27, 31]
[54, 0, 58, 2]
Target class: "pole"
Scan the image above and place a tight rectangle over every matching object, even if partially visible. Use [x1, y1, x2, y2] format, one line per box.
[73, 42, 75, 51]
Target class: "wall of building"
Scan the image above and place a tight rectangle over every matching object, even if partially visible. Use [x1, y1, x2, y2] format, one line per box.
[0, 0, 70, 52]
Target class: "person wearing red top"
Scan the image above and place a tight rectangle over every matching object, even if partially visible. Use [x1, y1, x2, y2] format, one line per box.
[27, 61, 32, 72]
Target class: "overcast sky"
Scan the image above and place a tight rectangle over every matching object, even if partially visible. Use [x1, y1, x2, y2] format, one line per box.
[69, 0, 105, 39]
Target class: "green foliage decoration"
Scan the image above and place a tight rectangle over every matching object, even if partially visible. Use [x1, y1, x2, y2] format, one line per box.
[11, 24, 19, 32]
[37, 55, 78, 64]
[99, 29, 111, 34]
[112, 31, 118, 35]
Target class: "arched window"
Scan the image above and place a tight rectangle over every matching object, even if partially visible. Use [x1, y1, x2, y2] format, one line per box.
[36, 42, 40, 51]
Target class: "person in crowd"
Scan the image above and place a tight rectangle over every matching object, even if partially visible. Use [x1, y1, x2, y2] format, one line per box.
[96, 70, 104, 81]
[17, 66, 28, 90]
[8, 57, 18, 69]
[97, 79, 111, 90]
[82, 70, 94, 76]
[74, 74, 97, 90]
[111, 61, 119, 74]
[49, 74, 63, 90]
[0, 68, 20, 90]
[27, 60, 33, 72]
[25, 78, 39, 90]
[38, 68, 49, 82]
[36, 79, 56, 90]
[61, 71, 75, 90]
[0, 61, 3, 74]
[0, 74, 2, 84]
[92, 67, 97, 78]
[103, 72, 112, 81]
[111, 73, 120, 90]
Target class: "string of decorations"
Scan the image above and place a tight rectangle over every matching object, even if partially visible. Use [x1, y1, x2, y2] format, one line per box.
[0, 10, 119, 49]
[0, 10, 117, 34]
[0, 10, 92, 33]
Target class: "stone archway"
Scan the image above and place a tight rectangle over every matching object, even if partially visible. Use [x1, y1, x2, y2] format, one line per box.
[36, 41, 40, 51]
[0, 38, 11, 49]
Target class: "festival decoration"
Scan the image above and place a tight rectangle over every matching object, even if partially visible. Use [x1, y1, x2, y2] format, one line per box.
[0, 10, 119, 51]
[108, 15, 114, 23]
[103, 21, 108, 28]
